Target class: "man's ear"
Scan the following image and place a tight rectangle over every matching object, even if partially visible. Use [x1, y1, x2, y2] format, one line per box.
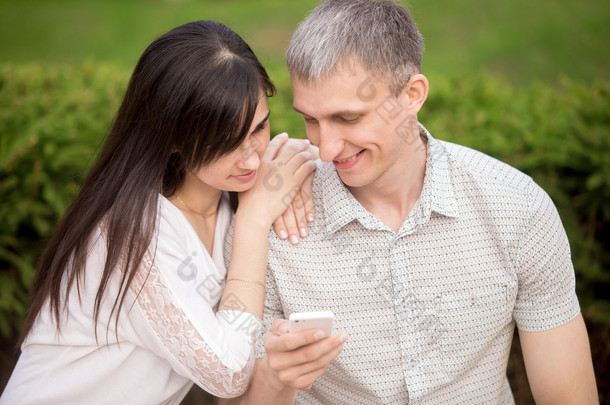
[399, 73, 429, 114]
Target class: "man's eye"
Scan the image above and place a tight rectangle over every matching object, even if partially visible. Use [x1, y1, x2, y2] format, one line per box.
[341, 116, 359, 124]
[304, 117, 318, 124]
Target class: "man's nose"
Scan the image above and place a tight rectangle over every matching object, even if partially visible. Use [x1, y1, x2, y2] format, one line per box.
[317, 124, 344, 162]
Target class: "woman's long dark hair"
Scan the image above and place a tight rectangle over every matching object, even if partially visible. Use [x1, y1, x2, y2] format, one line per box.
[19, 21, 275, 344]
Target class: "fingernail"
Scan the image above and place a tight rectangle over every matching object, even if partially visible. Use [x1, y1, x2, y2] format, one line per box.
[339, 333, 348, 343]
[299, 227, 308, 238]
[278, 323, 289, 333]
[314, 330, 325, 340]
[290, 235, 299, 245]
[279, 230, 288, 239]
[277, 132, 288, 137]
[307, 213, 315, 222]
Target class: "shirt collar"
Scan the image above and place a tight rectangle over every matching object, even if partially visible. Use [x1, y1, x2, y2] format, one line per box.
[318, 123, 458, 235]
[419, 125, 459, 219]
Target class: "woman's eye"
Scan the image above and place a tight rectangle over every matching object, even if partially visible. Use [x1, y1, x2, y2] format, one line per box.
[252, 120, 269, 135]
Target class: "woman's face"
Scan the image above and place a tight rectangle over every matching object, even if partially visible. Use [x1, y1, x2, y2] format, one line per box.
[192, 95, 271, 193]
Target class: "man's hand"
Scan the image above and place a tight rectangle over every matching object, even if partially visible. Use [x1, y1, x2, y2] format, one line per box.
[265, 318, 347, 390]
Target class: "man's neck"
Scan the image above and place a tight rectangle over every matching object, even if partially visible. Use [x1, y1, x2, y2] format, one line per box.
[348, 136, 428, 232]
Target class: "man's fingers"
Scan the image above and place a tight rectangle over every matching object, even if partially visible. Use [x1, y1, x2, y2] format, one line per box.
[266, 328, 323, 353]
[279, 338, 345, 382]
[271, 334, 347, 390]
[269, 319, 290, 335]
[267, 331, 347, 368]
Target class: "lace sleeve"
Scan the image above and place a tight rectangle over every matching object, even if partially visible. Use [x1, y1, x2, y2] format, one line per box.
[128, 250, 257, 398]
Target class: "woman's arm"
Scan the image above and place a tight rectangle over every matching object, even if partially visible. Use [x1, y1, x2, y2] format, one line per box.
[128, 135, 316, 398]
[272, 140, 319, 245]
[220, 134, 316, 319]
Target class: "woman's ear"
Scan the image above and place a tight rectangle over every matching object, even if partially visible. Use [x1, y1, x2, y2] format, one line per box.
[399, 73, 429, 114]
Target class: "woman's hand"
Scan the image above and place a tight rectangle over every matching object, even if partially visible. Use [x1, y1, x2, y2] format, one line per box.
[236, 133, 317, 230]
[272, 171, 314, 244]
[272, 140, 319, 244]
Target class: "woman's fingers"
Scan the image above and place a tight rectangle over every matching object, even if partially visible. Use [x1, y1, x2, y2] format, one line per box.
[270, 145, 316, 243]
[272, 216, 289, 241]
[281, 204, 300, 245]
[272, 138, 311, 166]
[291, 192, 309, 240]
[249, 135, 316, 230]
[301, 172, 316, 223]
[282, 150, 317, 179]
[272, 189, 308, 245]
[262, 132, 290, 161]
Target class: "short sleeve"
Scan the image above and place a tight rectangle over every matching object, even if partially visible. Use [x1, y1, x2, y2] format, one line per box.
[513, 181, 580, 331]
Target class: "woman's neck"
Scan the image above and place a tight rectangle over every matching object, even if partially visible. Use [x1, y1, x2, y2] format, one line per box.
[171, 172, 223, 255]
[175, 171, 223, 218]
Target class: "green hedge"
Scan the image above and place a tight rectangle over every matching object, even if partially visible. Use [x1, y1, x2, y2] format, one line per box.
[0, 62, 128, 338]
[1, 62, 608, 339]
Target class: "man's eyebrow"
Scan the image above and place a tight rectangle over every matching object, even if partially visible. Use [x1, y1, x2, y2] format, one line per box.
[330, 109, 365, 118]
[292, 106, 365, 118]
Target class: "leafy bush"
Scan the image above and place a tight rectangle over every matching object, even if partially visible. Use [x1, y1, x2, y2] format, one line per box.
[0, 63, 608, 340]
[0, 62, 127, 338]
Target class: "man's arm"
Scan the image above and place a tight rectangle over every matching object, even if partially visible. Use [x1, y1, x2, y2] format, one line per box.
[519, 313, 598, 404]
[220, 320, 347, 405]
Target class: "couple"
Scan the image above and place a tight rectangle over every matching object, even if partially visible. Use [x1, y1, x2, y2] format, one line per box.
[1, 0, 598, 404]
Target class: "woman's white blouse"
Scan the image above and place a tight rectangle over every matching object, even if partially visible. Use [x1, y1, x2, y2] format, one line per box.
[1, 194, 261, 404]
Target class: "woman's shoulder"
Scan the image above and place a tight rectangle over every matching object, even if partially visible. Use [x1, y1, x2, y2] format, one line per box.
[153, 195, 197, 256]
[154, 193, 231, 252]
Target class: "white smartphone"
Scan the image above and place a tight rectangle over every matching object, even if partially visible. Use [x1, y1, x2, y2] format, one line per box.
[289, 311, 335, 337]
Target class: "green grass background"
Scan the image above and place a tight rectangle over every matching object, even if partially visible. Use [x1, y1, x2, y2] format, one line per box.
[1, 0, 609, 84]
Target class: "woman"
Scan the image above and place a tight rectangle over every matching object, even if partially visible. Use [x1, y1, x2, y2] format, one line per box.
[0, 21, 316, 403]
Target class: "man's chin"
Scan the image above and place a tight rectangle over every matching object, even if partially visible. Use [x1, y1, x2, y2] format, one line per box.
[336, 171, 368, 190]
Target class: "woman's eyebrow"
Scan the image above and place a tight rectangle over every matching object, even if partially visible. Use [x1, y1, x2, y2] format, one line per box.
[252, 111, 271, 132]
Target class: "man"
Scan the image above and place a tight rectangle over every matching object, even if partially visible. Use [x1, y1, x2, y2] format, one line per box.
[222, 0, 598, 403]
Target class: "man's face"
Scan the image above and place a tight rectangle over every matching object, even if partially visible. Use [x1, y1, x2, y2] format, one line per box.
[291, 62, 424, 192]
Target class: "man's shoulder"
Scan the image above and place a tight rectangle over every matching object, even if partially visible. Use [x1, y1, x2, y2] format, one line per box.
[312, 159, 335, 193]
[439, 139, 534, 194]
[310, 159, 339, 208]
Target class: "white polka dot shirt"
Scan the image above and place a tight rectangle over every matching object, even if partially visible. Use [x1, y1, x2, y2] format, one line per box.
[225, 126, 580, 404]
